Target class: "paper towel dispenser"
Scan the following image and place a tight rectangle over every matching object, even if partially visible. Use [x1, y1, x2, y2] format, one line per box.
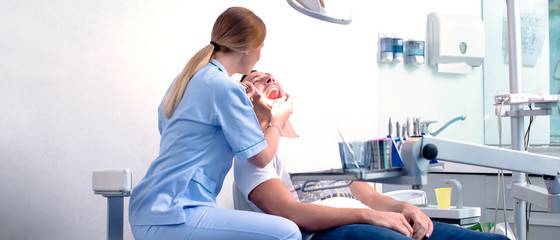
[428, 13, 485, 73]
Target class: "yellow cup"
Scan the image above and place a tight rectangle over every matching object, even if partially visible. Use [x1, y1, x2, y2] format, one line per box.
[434, 187, 452, 209]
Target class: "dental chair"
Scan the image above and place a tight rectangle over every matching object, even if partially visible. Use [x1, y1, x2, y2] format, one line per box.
[92, 169, 132, 240]
[232, 181, 254, 211]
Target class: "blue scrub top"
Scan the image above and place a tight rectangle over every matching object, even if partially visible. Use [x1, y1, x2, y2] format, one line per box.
[129, 59, 267, 225]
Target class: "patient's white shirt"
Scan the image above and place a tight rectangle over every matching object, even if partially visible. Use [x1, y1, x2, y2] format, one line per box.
[234, 155, 298, 212]
[234, 154, 369, 213]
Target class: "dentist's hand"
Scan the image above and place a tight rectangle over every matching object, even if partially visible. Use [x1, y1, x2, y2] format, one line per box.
[270, 94, 293, 126]
[241, 82, 257, 101]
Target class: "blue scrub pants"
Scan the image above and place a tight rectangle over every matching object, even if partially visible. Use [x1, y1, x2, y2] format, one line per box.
[131, 206, 301, 240]
[311, 221, 510, 240]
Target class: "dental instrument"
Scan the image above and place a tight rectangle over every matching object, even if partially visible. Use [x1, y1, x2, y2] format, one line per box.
[396, 121, 402, 149]
[406, 118, 411, 138]
[414, 118, 422, 136]
[388, 117, 392, 137]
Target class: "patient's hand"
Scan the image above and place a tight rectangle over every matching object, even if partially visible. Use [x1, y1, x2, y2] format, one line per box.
[363, 210, 414, 238]
[402, 205, 433, 240]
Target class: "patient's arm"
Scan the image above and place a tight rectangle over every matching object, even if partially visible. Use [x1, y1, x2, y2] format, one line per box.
[349, 181, 433, 239]
[249, 178, 414, 236]
[349, 181, 409, 212]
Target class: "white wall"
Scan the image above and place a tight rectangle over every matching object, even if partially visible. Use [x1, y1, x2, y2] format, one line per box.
[0, 0, 490, 239]
[375, 1, 485, 173]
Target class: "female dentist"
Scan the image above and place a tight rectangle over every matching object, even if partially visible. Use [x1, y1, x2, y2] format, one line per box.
[128, 7, 300, 240]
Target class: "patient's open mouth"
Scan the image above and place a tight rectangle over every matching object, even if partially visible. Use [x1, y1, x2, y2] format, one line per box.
[265, 87, 281, 99]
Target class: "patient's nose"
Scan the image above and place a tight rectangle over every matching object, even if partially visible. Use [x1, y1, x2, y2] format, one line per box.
[266, 77, 275, 84]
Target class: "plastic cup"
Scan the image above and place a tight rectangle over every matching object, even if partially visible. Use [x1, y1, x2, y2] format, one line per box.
[434, 187, 452, 209]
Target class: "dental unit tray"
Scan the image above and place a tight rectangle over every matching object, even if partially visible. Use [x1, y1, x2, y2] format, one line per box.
[291, 167, 404, 192]
[291, 137, 435, 192]
[291, 136, 560, 214]
[494, 93, 559, 117]
[292, 138, 405, 192]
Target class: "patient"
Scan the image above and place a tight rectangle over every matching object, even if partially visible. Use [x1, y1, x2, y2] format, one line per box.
[235, 71, 509, 240]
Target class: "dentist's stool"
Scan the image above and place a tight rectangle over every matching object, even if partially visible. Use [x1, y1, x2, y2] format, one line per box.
[92, 169, 132, 240]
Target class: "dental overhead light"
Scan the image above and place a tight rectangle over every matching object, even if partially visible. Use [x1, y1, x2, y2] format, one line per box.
[286, 0, 352, 25]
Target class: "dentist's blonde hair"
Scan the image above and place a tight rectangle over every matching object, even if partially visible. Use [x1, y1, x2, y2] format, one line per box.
[163, 7, 266, 119]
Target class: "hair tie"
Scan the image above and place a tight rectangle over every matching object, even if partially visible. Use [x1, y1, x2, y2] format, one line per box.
[210, 41, 220, 51]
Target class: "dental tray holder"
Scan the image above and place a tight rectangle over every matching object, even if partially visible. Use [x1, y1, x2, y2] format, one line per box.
[293, 167, 405, 192]
[291, 137, 445, 192]
[293, 138, 413, 192]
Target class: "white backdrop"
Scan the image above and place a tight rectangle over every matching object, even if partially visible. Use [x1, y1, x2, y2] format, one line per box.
[0, 1, 489, 239]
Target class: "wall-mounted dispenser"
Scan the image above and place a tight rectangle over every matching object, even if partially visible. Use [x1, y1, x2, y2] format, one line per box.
[427, 13, 485, 74]
[392, 38, 404, 63]
[405, 40, 425, 65]
[379, 34, 403, 64]
[379, 36, 394, 63]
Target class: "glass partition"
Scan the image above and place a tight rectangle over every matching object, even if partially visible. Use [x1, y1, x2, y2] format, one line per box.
[550, 1, 560, 143]
[482, 0, 552, 146]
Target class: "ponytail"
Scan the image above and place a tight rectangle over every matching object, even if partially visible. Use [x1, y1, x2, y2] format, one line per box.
[163, 7, 265, 119]
[163, 44, 215, 118]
